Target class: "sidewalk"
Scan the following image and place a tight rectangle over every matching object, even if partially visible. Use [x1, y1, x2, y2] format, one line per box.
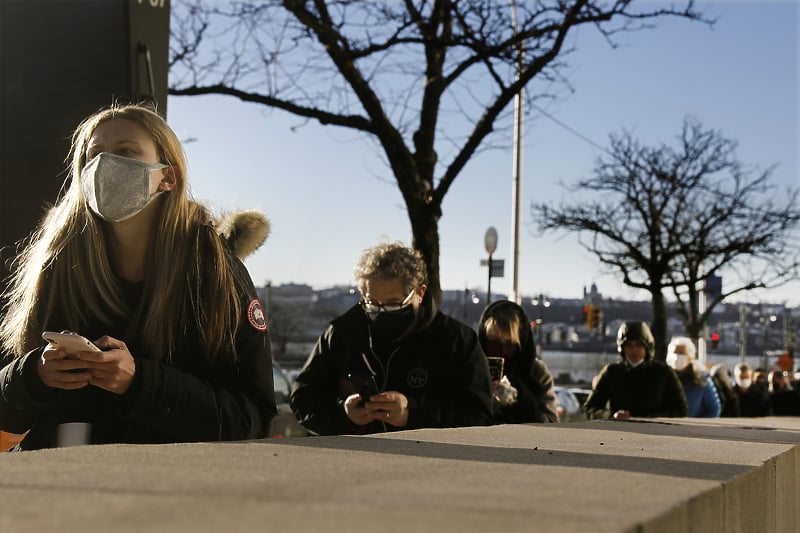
[1, 417, 798, 532]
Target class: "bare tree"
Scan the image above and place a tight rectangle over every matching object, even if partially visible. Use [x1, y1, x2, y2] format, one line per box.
[169, 0, 708, 301]
[532, 119, 800, 360]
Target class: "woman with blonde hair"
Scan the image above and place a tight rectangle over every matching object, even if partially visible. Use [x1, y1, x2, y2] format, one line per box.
[477, 300, 559, 423]
[0, 103, 276, 449]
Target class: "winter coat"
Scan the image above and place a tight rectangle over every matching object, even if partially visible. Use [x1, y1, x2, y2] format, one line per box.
[734, 385, 770, 417]
[584, 351, 688, 419]
[0, 212, 276, 450]
[476, 300, 559, 423]
[677, 364, 721, 418]
[290, 290, 493, 435]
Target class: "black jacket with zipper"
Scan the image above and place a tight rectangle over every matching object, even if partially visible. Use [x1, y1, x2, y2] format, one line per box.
[0, 215, 276, 450]
[290, 292, 493, 435]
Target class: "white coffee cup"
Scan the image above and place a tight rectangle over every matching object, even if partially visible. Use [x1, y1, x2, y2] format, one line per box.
[56, 423, 91, 447]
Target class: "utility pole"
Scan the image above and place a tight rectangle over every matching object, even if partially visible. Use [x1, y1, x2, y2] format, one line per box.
[509, 0, 524, 305]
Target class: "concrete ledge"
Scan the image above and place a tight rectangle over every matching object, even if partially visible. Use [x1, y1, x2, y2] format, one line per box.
[0, 417, 797, 532]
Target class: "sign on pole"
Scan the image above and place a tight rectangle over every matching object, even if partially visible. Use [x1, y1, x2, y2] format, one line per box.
[484, 226, 498, 255]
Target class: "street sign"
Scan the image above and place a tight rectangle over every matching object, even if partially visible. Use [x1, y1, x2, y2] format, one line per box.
[480, 258, 505, 278]
[484, 226, 498, 255]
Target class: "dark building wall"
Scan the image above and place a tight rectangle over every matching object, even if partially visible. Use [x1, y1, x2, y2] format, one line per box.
[0, 0, 169, 284]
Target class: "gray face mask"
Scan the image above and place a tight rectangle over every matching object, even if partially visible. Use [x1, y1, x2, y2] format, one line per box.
[81, 152, 167, 222]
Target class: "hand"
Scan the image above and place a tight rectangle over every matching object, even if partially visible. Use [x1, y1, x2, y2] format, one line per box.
[73, 335, 136, 395]
[344, 391, 409, 427]
[344, 394, 375, 426]
[613, 409, 631, 420]
[37, 345, 92, 391]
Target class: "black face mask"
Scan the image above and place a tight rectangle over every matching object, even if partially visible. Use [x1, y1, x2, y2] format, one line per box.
[369, 304, 417, 341]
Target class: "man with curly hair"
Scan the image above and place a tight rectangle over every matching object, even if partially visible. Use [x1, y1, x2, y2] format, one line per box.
[291, 242, 493, 435]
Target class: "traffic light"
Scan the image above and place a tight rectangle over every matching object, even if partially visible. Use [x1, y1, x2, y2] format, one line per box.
[710, 332, 720, 350]
[583, 305, 592, 328]
[591, 307, 603, 330]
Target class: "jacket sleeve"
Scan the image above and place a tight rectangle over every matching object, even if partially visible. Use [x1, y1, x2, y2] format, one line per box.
[584, 365, 613, 420]
[700, 376, 722, 418]
[290, 325, 360, 436]
[405, 327, 493, 430]
[500, 360, 558, 423]
[0, 349, 59, 434]
[530, 359, 559, 423]
[651, 367, 689, 418]
[120, 261, 277, 442]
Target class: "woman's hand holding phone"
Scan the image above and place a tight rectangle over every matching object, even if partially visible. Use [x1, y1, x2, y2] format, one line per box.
[39, 332, 136, 394]
[39, 332, 98, 390]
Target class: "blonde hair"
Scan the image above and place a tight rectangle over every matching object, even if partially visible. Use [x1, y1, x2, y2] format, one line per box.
[483, 307, 522, 347]
[667, 336, 697, 360]
[0, 103, 241, 361]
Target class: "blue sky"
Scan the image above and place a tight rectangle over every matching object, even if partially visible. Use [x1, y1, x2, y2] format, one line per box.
[167, 1, 799, 306]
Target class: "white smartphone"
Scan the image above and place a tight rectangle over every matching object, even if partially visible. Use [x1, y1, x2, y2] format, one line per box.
[41, 331, 101, 356]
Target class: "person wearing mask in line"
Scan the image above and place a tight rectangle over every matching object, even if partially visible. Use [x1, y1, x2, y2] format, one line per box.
[476, 300, 559, 423]
[584, 321, 688, 420]
[0, 103, 276, 450]
[666, 336, 721, 418]
[290, 242, 493, 435]
[732, 363, 770, 417]
[768, 370, 800, 416]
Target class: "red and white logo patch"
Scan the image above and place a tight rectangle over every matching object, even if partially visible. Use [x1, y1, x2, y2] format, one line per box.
[247, 298, 268, 332]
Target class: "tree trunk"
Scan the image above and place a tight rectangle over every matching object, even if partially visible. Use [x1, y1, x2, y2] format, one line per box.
[650, 288, 669, 362]
[408, 201, 442, 306]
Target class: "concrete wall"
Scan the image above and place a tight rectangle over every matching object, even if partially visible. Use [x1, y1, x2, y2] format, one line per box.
[0, 417, 797, 532]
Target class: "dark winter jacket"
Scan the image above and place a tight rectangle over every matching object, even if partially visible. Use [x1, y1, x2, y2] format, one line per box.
[734, 385, 770, 417]
[0, 213, 276, 450]
[476, 300, 559, 423]
[584, 351, 688, 420]
[290, 290, 493, 435]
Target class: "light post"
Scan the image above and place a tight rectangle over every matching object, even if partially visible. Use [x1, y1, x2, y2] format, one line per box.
[531, 294, 550, 356]
[509, 0, 524, 304]
[738, 305, 748, 364]
[461, 288, 480, 323]
[762, 314, 777, 370]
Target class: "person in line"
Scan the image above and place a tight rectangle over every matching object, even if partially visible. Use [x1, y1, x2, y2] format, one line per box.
[768, 370, 800, 416]
[290, 242, 493, 435]
[666, 336, 721, 418]
[476, 300, 559, 423]
[584, 321, 688, 420]
[0, 103, 276, 450]
[710, 364, 739, 417]
[732, 363, 770, 417]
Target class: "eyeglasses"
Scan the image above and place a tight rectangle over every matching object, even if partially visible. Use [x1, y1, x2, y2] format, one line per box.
[359, 288, 416, 315]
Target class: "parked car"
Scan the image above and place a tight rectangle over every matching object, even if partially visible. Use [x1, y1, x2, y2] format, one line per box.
[568, 387, 592, 409]
[269, 361, 309, 437]
[554, 386, 585, 422]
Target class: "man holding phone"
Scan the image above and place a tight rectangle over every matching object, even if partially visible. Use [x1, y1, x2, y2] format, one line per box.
[290, 242, 493, 435]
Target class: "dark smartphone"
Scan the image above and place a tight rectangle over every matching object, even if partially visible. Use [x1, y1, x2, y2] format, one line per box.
[486, 357, 505, 381]
[348, 372, 379, 406]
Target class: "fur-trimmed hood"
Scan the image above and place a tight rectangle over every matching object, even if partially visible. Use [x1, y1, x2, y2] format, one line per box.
[215, 209, 270, 259]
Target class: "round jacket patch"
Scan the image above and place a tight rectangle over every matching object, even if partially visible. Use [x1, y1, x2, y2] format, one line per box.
[407, 367, 428, 388]
[247, 299, 268, 332]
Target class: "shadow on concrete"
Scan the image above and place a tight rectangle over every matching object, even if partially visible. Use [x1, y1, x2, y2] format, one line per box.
[573, 418, 800, 445]
[262, 433, 749, 482]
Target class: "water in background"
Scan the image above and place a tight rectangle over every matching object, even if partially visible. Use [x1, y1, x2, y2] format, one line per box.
[542, 351, 771, 386]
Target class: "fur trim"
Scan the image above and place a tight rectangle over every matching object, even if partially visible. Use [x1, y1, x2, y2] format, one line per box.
[215, 210, 270, 259]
